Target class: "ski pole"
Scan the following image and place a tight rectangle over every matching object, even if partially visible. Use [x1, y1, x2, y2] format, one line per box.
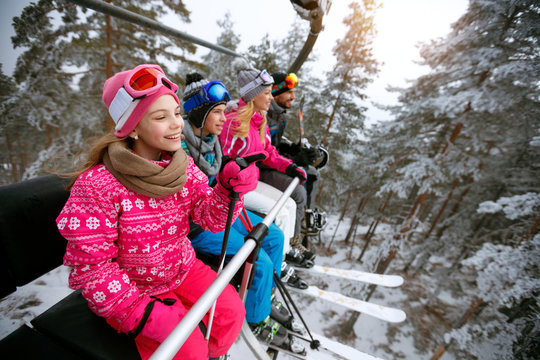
[298, 95, 305, 144]
[205, 189, 238, 340]
[238, 210, 252, 232]
[273, 271, 320, 350]
[205, 154, 265, 340]
[238, 177, 300, 302]
[242, 208, 253, 230]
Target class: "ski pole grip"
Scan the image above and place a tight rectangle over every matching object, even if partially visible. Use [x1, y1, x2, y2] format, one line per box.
[235, 153, 266, 169]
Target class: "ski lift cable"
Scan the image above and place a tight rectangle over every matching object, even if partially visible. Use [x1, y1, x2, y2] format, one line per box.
[66, 0, 241, 58]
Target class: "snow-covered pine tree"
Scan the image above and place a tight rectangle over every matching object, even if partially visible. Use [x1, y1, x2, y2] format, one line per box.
[272, 16, 313, 76]
[303, 0, 381, 208]
[352, 0, 540, 358]
[0, 65, 21, 185]
[243, 34, 280, 77]
[439, 194, 540, 359]
[200, 12, 241, 99]
[3, 0, 82, 182]
[3, 0, 195, 182]
[268, 17, 320, 146]
[201, 13, 316, 103]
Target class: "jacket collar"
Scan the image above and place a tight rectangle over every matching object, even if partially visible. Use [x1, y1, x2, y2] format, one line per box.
[270, 99, 286, 115]
[251, 110, 264, 127]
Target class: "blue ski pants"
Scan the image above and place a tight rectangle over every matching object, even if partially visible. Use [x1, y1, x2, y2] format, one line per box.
[190, 209, 284, 324]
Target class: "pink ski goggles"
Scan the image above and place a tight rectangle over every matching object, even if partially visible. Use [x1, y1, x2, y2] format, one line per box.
[124, 65, 177, 97]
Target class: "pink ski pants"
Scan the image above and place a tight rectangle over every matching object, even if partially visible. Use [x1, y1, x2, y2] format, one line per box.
[135, 259, 245, 359]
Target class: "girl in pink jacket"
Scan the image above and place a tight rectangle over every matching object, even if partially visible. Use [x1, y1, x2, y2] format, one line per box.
[219, 59, 312, 264]
[57, 64, 259, 360]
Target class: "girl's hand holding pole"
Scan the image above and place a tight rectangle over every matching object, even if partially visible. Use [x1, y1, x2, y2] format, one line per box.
[218, 151, 267, 195]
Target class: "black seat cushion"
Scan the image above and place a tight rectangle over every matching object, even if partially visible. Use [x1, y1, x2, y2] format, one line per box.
[31, 290, 141, 360]
[0, 175, 70, 297]
[0, 324, 85, 359]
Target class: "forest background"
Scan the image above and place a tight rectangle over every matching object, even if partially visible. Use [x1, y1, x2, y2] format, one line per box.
[0, 1, 539, 359]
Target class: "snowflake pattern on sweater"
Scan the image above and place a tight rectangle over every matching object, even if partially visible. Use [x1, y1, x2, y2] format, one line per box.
[57, 157, 242, 333]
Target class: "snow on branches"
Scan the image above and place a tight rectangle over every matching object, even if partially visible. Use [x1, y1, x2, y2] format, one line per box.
[477, 193, 540, 220]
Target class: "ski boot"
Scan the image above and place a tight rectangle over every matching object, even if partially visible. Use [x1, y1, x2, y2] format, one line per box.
[287, 334, 307, 356]
[280, 261, 308, 290]
[250, 315, 288, 348]
[250, 316, 306, 355]
[302, 208, 327, 236]
[285, 247, 314, 268]
[289, 235, 316, 262]
[270, 293, 304, 334]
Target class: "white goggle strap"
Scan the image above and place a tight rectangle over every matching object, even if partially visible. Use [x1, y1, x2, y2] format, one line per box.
[109, 87, 140, 132]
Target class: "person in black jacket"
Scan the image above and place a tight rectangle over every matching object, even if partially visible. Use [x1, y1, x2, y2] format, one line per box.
[267, 72, 325, 252]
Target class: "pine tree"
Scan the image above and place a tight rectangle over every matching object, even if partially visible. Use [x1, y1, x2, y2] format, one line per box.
[353, 1, 540, 358]
[3, 0, 195, 182]
[244, 34, 280, 75]
[272, 17, 314, 75]
[304, 0, 381, 208]
[200, 12, 242, 99]
[270, 17, 319, 146]
[0, 65, 21, 185]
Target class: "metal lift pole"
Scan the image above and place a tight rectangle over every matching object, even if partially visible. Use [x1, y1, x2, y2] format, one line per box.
[288, 0, 332, 74]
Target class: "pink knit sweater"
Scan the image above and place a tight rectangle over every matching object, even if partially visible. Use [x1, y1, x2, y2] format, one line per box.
[57, 157, 241, 333]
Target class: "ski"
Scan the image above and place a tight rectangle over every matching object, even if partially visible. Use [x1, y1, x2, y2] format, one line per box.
[290, 331, 386, 360]
[296, 264, 404, 287]
[291, 285, 406, 323]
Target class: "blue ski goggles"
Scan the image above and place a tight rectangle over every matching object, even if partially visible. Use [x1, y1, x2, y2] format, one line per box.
[183, 80, 231, 115]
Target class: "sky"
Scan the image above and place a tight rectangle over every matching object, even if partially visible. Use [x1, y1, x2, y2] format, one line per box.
[0, 0, 469, 123]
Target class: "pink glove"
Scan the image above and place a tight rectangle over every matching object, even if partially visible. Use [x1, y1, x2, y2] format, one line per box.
[219, 152, 267, 194]
[132, 297, 183, 343]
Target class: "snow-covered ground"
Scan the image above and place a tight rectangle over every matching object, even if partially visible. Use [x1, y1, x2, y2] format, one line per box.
[0, 214, 452, 359]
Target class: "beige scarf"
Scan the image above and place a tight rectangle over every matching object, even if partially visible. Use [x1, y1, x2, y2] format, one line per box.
[103, 141, 188, 198]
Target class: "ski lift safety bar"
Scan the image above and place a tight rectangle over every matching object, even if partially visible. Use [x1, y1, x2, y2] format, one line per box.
[149, 177, 300, 360]
[66, 0, 241, 58]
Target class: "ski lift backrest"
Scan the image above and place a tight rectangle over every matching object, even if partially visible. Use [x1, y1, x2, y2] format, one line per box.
[0, 175, 70, 298]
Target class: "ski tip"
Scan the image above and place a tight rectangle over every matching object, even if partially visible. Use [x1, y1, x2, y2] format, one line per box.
[386, 275, 405, 287]
[388, 308, 407, 323]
